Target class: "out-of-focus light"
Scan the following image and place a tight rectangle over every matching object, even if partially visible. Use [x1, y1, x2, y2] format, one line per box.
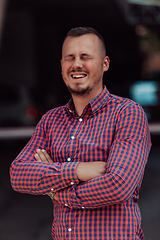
[26, 107, 38, 119]
[130, 81, 159, 106]
[135, 25, 150, 36]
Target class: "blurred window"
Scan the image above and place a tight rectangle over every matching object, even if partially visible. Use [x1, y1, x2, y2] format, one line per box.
[129, 80, 160, 122]
[130, 81, 159, 106]
[127, 0, 160, 5]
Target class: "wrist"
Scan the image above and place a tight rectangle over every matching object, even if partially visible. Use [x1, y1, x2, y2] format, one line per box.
[49, 191, 56, 200]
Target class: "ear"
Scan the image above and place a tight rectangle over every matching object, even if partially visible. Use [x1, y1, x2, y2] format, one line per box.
[103, 56, 110, 72]
[60, 59, 62, 67]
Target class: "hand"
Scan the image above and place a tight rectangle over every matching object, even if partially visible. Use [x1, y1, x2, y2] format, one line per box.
[34, 149, 58, 200]
[76, 161, 107, 182]
[34, 149, 53, 163]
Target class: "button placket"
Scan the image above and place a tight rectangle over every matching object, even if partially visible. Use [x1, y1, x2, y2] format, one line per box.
[67, 116, 83, 164]
[70, 117, 83, 141]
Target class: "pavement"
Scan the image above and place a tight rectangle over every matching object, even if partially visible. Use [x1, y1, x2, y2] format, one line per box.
[0, 136, 160, 240]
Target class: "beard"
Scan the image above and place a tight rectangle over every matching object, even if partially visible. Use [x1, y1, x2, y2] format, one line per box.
[66, 83, 92, 96]
[65, 77, 102, 97]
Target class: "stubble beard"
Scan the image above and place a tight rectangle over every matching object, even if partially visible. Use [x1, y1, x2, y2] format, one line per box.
[65, 76, 102, 97]
[66, 83, 92, 96]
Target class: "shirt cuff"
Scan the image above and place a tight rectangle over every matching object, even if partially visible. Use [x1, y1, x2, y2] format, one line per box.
[55, 186, 85, 209]
[60, 161, 79, 188]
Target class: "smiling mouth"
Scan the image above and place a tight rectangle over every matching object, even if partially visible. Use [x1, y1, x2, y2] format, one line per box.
[71, 74, 87, 79]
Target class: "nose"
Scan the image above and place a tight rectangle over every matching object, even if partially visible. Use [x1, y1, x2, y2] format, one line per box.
[72, 56, 83, 70]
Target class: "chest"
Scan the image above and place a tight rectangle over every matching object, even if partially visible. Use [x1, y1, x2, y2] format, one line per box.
[47, 111, 117, 163]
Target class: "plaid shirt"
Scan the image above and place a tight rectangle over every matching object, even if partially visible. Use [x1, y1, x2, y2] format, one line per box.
[10, 86, 151, 240]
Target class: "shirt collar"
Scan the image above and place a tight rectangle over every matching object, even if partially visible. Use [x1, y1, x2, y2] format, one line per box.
[90, 86, 110, 113]
[66, 86, 110, 117]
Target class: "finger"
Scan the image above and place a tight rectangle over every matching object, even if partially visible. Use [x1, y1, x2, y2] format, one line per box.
[34, 153, 42, 162]
[36, 149, 49, 163]
[42, 149, 53, 163]
[53, 193, 58, 201]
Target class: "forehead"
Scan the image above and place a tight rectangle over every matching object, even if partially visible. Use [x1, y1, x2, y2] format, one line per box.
[62, 34, 101, 55]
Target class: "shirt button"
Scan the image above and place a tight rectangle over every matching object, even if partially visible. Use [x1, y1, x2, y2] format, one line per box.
[82, 206, 85, 209]
[51, 188, 54, 191]
[79, 118, 83, 122]
[71, 136, 75, 140]
[68, 228, 72, 232]
[65, 204, 68, 207]
[67, 158, 71, 162]
[70, 182, 74, 185]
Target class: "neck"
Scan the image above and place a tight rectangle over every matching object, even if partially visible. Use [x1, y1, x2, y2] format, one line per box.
[72, 86, 103, 116]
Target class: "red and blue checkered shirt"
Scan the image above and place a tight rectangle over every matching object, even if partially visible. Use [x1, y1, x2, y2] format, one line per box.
[10, 86, 151, 240]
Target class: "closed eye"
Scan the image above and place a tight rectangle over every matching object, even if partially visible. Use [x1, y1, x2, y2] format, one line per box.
[81, 54, 92, 60]
[65, 55, 75, 61]
[64, 53, 92, 61]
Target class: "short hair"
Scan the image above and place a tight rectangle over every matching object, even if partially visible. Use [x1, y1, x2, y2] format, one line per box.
[63, 27, 106, 56]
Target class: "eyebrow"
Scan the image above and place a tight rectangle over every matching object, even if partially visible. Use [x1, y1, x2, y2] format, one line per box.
[64, 54, 74, 59]
[81, 53, 92, 57]
[64, 53, 92, 58]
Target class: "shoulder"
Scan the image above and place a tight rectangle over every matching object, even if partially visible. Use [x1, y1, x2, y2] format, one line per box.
[107, 93, 148, 127]
[44, 105, 66, 119]
[109, 96, 149, 136]
[109, 93, 144, 113]
[38, 105, 67, 127]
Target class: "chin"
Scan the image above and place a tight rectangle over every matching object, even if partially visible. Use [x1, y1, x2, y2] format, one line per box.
[67, 85, 91, 96]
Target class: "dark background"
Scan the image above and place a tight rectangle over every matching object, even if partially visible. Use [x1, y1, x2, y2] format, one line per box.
[0, 0, 160, 239]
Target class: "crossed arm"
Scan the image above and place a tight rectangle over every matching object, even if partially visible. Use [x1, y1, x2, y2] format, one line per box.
[34, 149, 107, 201]
[10, 102, 151, 209]
[33, 103, 151, 209]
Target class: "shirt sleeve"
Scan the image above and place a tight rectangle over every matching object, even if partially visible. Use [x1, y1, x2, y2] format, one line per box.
[10, 113, 79, 195]
[55, 102, 151, 209]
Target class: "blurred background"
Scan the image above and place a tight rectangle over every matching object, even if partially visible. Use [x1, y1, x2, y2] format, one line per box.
[0, 0, 160, 239]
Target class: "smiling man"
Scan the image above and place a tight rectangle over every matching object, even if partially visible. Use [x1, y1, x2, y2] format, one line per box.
[61, 32, 110, 118]
[10, 27, 151, 240]
[61, 31, 108, 100]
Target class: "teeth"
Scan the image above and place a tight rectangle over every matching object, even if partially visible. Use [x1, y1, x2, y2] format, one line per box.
[72, 74, 86, 79]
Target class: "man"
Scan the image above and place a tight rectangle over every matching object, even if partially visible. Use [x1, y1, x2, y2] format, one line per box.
[10, 27, 151, 240]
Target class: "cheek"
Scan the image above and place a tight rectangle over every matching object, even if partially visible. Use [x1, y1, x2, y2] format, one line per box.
[61, 72, 67, 83]
[87, 65, 99, 76]
[62, 63, 71, 75]
[93, 63, 104, 75]
[86, 60, 102, 72]
[61, 67, 70, 84]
